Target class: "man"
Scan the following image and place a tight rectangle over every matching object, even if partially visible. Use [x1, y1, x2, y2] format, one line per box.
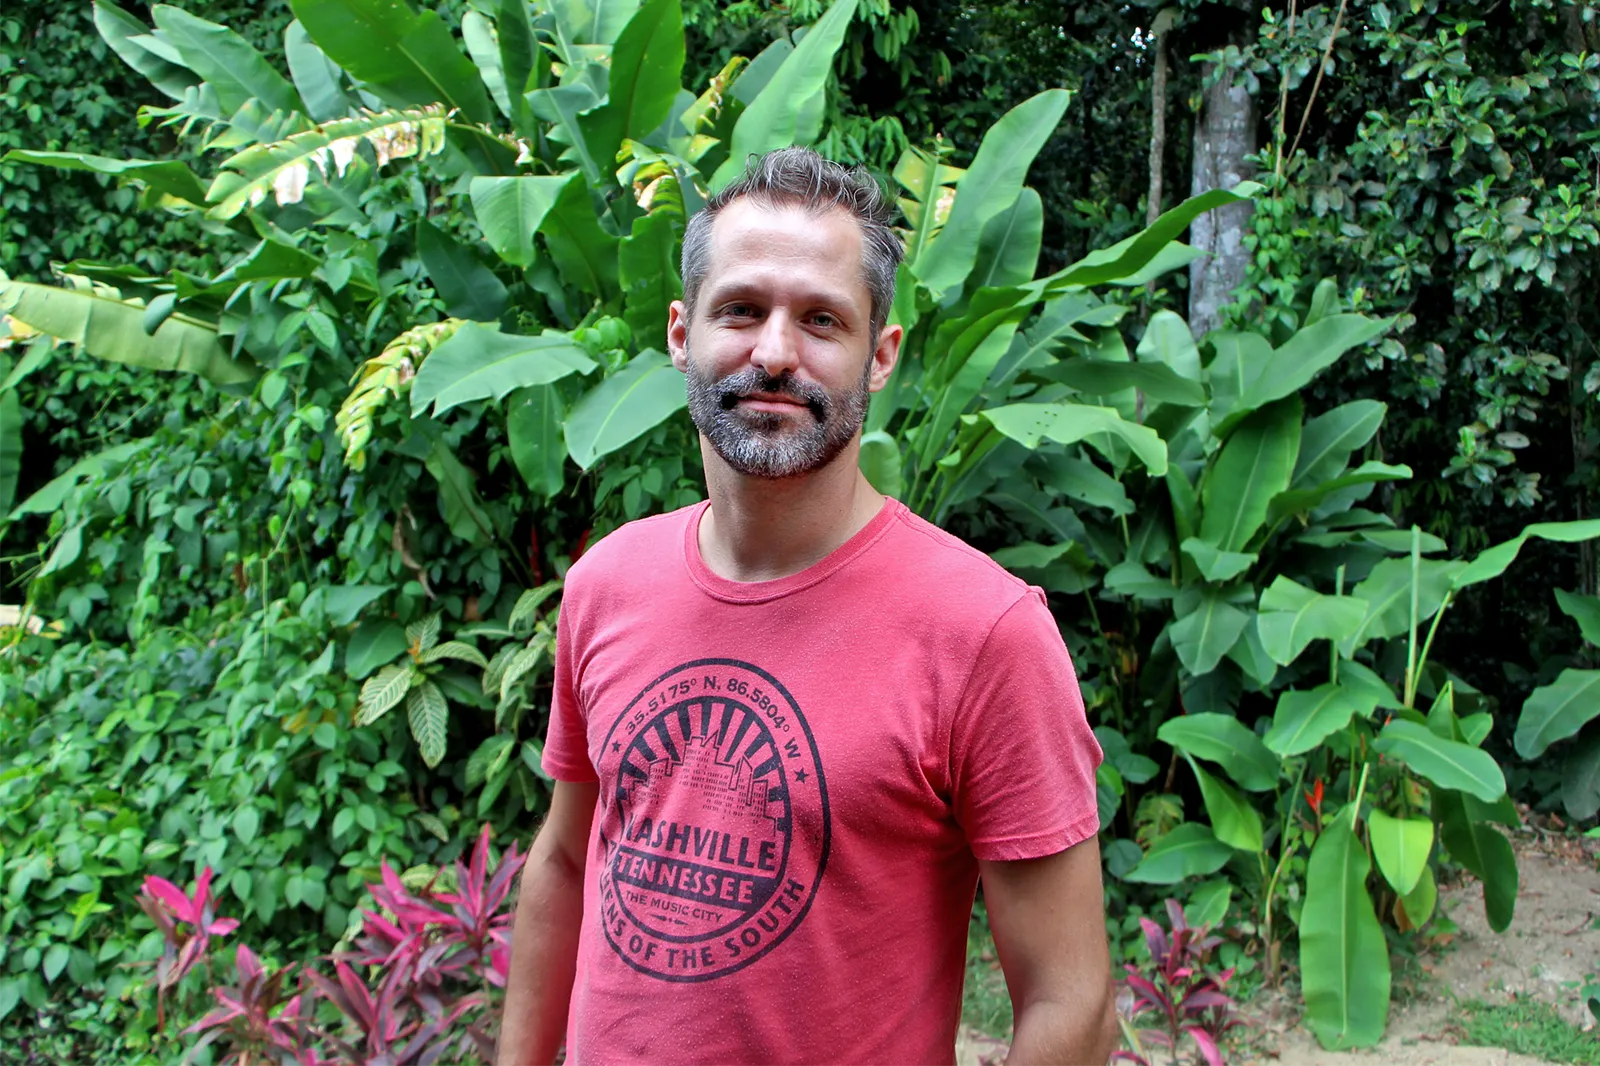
[497, 147, 1115, 1065]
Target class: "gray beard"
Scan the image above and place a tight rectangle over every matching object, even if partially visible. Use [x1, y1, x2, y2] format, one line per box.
[683, 348, 872, 480]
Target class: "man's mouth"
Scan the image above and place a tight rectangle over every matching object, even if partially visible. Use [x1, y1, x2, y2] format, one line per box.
[735, 392, 810, 412]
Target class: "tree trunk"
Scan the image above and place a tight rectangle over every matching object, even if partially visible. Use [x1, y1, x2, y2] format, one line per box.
[1146, 31, 1168, 228]
[1188, 63, 1256, 338]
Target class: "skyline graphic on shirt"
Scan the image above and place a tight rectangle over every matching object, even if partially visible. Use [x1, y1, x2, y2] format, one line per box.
[596, 658, 829, 982]
[622, 728, 784, 851]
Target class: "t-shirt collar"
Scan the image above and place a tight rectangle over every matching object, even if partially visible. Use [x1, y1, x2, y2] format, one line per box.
[682, 495, 902, 604]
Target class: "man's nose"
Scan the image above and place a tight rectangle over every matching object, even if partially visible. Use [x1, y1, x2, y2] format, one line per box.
[749, 311, 800, 378]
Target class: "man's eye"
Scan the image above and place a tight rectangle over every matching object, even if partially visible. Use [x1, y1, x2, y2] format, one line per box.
[810, 313, 837, 328]
[725, 304, 755, 317]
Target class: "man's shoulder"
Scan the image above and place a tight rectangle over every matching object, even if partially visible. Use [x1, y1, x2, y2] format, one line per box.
[875, 503, 1036, 615]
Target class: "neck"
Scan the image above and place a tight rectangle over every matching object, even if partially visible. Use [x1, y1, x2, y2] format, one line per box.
[697, 436, 886, 583]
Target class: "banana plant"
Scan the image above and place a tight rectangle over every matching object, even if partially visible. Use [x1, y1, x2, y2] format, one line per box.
[994, 275, 1600, 1050]
[2, 0, 869, 510]
[0, 0, 877, 783]
[861, 90, 1265, 518]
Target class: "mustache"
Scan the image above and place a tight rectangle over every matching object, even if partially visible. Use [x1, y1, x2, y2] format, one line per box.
[713, 368, 829, 418]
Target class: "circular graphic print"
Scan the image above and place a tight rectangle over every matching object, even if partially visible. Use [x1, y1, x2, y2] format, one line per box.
[595, 659, 829, 982]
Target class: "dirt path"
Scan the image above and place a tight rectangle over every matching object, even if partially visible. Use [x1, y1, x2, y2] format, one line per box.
[1254, 831, 1599, 1066]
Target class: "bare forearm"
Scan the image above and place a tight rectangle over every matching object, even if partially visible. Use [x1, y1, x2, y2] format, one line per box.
[1006, 983, 1118, 1066]
[496, 851, 585, 1066]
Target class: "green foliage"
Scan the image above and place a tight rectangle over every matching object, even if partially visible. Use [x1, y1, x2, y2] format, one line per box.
[6, 2, 1600, 1059]
[0, 276, 254, 386]
[1300, 797, 1390, 1050]
[0, 2, 875, 1053]
[1223, 0, 1600, 512]
[0, 621, 452, 1053]
[0, 1, 290, 280]
[883, 180, 1598, 1045]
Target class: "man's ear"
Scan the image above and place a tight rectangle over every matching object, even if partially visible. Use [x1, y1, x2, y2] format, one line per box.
[667, 301, 690, 372]
[867, 322, 904, 393]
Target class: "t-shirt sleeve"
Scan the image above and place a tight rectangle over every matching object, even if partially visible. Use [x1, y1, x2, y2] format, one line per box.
[949, 589, 1103, 861]
[541, 598, 599, 783]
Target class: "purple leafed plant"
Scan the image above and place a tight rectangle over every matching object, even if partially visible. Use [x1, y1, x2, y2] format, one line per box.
[303, 958, 484, 1065]
[182, 944, 321, 1066]
[350, 824, 523, 992]
[137, 866, 241, 1030]
[1111, 899, 1248, 1066]
[144, 825, 527, 1066]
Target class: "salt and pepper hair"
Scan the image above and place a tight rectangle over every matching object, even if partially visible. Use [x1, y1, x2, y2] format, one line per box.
[680, 147, 904, 340]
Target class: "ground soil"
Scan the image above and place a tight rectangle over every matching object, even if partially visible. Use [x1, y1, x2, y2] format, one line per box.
[955, 819, 1599, 1066]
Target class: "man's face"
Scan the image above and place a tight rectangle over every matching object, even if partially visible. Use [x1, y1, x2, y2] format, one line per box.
[668, 200, 900, 480]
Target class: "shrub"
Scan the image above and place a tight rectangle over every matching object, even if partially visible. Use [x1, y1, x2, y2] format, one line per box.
[1113, 899, 1247, 1066]
[135, 825, 522, 1065]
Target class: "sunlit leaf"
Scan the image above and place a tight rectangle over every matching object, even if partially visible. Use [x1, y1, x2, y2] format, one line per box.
[410, 323, 595, 416]
[1367, 810, 1432, 897]
[911, 89, 1068, 295]
[1199, 397, 1301, 552]
[1264, 684, 1373, 757]
[289, 0, 493, 122]
[151, 5, 301, 117]
[1375, 720, 1506, 802]
[711, 0, 860, 190]
[1123, 823, 1234, 884]
[980, 402, 1167, 475]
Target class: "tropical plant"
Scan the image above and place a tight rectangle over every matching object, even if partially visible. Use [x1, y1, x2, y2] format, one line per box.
[948, 271, 1600, 1047]
[12, 0, 1596, 1058]
[0, 0, 966, 1054]
[137, 866, 241, 1030]
[142, 825, 523, 1065]
[1112, 899, 1247, 1066]
[853, 87, 1263, 517]
[355, 611, 487, 768]
[0, 0, 884, 776]
[0, 603, 466, 1043]
[852, 104, 1600, 1039]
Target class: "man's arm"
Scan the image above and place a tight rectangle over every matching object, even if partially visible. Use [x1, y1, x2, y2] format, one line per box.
[979, 836, 1119, 1066]
[497, 780, 599, 1066]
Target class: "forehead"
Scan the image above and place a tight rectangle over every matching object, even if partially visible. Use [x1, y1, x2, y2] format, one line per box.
[699, 200, 868, 309]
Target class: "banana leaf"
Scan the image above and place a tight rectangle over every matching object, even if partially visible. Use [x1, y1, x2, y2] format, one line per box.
[0, 280, 253, 387]
[3, 151, 207, 206]
[564, 350, 686, 469]
[585, 0, 686, 169]
[711, 0, 858, 189]
[151, 5, 302, 117]
[1301, 807, 1389, 1049]
[912, 89, 1068, 297]
[289, 0, 493, 123]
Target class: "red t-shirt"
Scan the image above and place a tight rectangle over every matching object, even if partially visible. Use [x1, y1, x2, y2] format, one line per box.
[542, 498, 1102, 1064]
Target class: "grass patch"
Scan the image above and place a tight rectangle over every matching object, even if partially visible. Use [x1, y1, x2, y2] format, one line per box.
[962, 902, 1012, 1040]
[1458, 997, 1600, 1065]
